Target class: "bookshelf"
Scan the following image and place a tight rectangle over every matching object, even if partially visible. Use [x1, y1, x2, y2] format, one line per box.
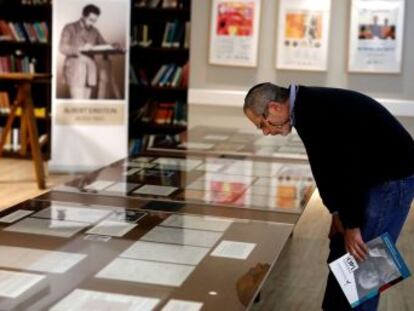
[0, 0, 52, 160]
[129, 0, 191, 155]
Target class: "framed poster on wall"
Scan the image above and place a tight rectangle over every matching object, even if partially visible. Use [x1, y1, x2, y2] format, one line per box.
[348, 0, 405, 73]
[275, 0, 331, 71]
[209, 0, 261, 67]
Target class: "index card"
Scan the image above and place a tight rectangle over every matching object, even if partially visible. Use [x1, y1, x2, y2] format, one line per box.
[210, 241, 256, 260]
[50, 289, 160, 311]
[141, 226, 222, 248]
[83, 181, 115, 191]
[195, 163, 226, 172]
[202, 134, 229, 141]
[120, 241, 209, 266]
[96, 258, 194, 287]
[161, 300, 203, 311]
[0, 246, 86, 273]
[161, 214, 232, 232]
[178, 142, 214, 150]
[86, 220, 137, 237]
[4, 217, 88, 238]
[130, 156, 154, 163]
[123, 168, 141, 176]
[153, 158, 202, 171]
[102, 182, 140, 194]
[133, 185, 178, 197]
[0, 270, 46, 298]
[0, 210, 34, 223]
[123, 161, 156, 169]
[33, 204, 112, 224]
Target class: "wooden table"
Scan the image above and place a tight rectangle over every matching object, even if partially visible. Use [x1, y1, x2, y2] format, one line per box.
[0, 73, 50, 189]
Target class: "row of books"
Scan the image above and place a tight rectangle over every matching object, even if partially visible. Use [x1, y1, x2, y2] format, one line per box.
[162, 20, 190, 48]
[0, 20, 49, 43]
[135, 0, 190, 9]
[0, 127, 21, 152]
[130, 66, 149, 86]
[0, 91, 11, 113]
[151, 62, 189, 88]
[130, 62, 189, 88]
[132, 99, 187, 125]
[0, 126, 49, 152]
[20, 0, 52, 5]
[131, 20, 190, 49]
[0, 91, 47, 117]
[0, 54, 36, 73]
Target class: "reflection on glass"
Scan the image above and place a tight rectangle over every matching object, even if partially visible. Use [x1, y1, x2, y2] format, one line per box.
[236, 263, 270, 307]
[53, 153, 314, 214]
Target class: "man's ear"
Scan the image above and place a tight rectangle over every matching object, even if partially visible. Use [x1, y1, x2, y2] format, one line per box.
[268, 101, 281, 113]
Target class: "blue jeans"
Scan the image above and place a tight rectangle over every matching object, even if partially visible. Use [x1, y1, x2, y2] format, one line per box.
[322, 174, 414, 311]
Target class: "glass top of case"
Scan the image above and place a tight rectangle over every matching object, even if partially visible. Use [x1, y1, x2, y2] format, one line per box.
[53, 152, 315, 215]
[0, 199, 294, 311]
[147, 126, 308, 161]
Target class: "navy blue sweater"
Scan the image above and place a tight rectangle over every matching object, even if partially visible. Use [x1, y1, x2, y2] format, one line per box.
[294, 86, 414, 228]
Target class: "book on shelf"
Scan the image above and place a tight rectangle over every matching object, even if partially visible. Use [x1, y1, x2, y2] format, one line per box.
[158, 63, 176, 87]
[0, 127, 19, 152]
[161, 20, 186, 48]
[138, 98, 158, 123]
[147, 0, 162, 8]
[134, 0, 189, 9]
[329, 232, 411, 308]
[0, 53, 36, 73]
[161, 22, 173, 48]
[0, 91, 11, 113]
[154, 102, 174, 124]
[16, 107, 47, 118]
[150, 64, 168, 86]
[172, 22, 185, 48]
[129, 138, 143, 155]
[129, 133, 180, 155]
[181, 61, 189, 88]
[130, 67, 139, 85]
[0, 20, 49, 43]
[132, 24, 152, 47]
[131, 66, 150, 86]
[131, 99, 187, 126]
[184, 21, 190, 48]
[0, 91, 47, 117]
[162, 0, 178, 8]
[150, 63, 187, 88]
[0, 126, 49, 153]
[20, 0, 52, 5]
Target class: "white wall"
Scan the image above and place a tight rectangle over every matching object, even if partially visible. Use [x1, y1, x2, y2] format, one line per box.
[188, 0, 414, 129]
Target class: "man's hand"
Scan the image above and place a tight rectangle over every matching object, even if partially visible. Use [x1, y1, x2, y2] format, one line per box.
[329, 214, 344, 239]
[344, 228, 368, 262]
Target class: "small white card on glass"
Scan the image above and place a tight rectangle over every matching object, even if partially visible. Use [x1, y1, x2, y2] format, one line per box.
[210, 241, 256, 260]
[0, 210, 34, 223]
[50, 289, 160, 311]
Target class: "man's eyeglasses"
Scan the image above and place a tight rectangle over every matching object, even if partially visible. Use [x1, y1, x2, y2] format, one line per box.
[256, 110, 290, 130]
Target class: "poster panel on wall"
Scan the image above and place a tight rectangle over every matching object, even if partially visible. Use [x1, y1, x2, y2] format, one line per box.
[209, 0, 261, 67]
[348, 0, 405, 73]
[50, 0, 130, 172]
[276, 0, 331, 71]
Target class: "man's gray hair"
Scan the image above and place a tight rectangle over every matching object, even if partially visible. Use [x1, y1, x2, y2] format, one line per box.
[243, 82, 289, 116]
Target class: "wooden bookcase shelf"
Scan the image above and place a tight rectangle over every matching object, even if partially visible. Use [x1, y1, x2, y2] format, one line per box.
[129, 0, 191, 155]
[0, 2, 52, 160]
